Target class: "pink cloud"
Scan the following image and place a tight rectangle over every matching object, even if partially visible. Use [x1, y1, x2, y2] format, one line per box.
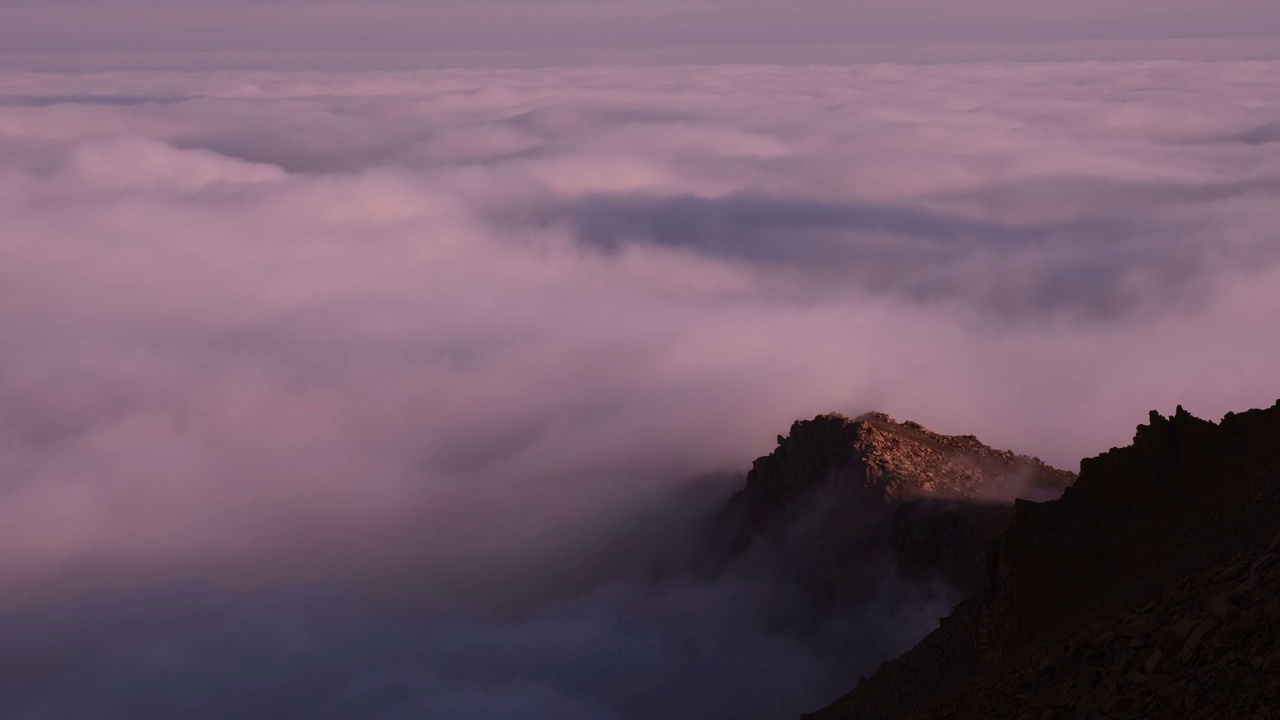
[0, 61, 1278, 609]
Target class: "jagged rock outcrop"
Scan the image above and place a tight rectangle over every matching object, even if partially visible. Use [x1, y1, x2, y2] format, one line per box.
[708, 412, 1075, 625]
[807, 400, 1280, 720]
[727, 412, 1071, 527]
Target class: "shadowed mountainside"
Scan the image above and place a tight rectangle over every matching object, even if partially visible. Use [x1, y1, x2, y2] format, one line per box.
[807, 400, 1280, 720]
[706, 412, 1075, 634]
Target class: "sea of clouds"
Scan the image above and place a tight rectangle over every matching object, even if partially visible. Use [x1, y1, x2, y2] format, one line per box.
[1, 60, 1279, 718]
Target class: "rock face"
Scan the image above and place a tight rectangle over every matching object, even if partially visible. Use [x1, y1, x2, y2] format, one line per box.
[890, 498, 1013, 593]
[807, 400, 1280, 720]
[729, 412, 1072, 522]
[709, 412, 1075, 625]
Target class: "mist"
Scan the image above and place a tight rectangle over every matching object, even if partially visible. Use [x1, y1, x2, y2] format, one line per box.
[2, 60, 1279, 717]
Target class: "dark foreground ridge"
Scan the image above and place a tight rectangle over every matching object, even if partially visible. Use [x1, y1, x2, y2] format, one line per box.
[806, 400, 1280, 720]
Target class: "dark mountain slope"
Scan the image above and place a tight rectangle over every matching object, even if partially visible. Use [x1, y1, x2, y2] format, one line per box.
[808, 400, 1280, 720]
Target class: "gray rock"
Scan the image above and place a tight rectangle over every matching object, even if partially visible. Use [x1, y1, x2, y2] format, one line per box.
[1181, 616, 1218, 662]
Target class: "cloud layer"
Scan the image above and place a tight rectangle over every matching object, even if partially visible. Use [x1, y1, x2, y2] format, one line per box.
[1, 60, 1279, 716]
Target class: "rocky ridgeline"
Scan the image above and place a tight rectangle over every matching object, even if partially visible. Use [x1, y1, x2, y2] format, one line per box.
[725, 412, 1073, 541]
[711, 412, 1075, 616]
[808, 401, 1280, 720]
[850, 413, 1073, 503]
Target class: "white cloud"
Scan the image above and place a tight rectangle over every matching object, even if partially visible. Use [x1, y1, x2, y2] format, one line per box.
[0, 61, 1279, 607]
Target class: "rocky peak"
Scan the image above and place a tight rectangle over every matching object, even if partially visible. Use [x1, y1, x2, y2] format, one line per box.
[737, 412, 1074, 533]
[708, 412, 1077, 615]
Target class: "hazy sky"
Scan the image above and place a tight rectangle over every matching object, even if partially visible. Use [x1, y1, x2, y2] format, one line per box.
[3, 0, 1280, 68]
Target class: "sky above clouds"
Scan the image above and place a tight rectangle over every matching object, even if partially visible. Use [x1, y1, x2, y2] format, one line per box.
[3, 0, 1280, 68]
